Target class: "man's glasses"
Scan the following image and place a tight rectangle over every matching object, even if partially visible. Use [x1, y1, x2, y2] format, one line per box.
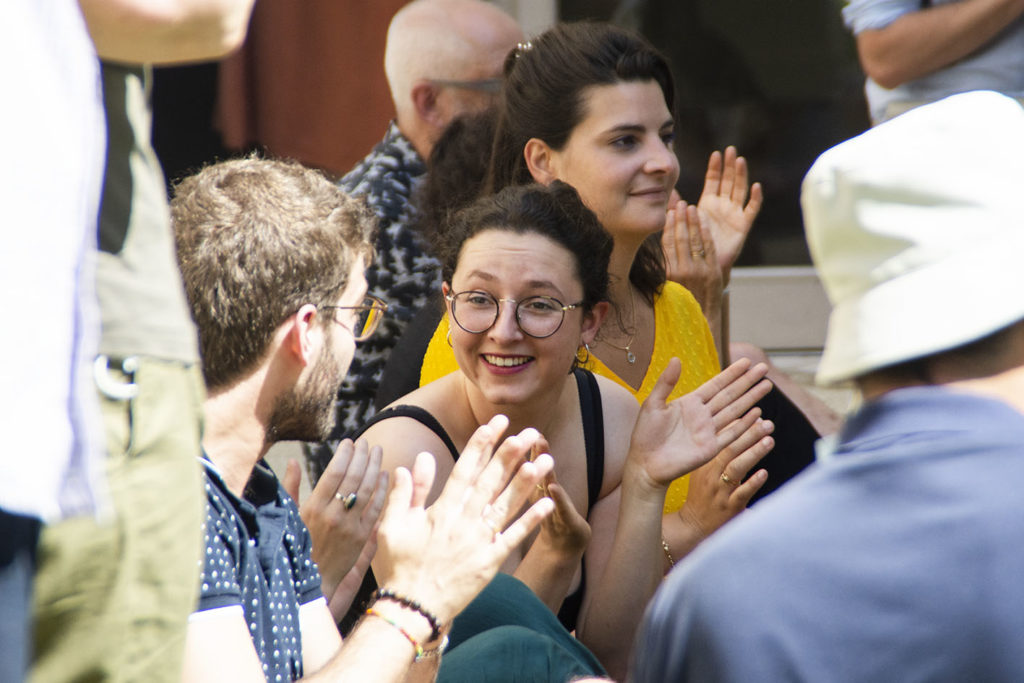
[446, 290, 582, 339]
[319, 295, 388, 342]
[429, 78, 503, 94]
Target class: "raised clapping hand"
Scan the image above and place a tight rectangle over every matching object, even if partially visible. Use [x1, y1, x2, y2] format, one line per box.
[531, 437, 591, 559]
[695, 146, 763, 284]
[661, 147, 763, 296]
[678, 407, 775, 540]
[661, 198, 723, 317]
[628, 357, 772, 489]
[373, 415, 556, 626]
[284, 440, 389, 620]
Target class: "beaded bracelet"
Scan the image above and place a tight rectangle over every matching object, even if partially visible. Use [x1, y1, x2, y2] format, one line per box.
[366, 608, 423, 660]
[373, 588, 442, 642]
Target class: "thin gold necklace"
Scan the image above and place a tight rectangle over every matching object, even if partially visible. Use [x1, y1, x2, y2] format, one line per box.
[603, 286, 638, 364]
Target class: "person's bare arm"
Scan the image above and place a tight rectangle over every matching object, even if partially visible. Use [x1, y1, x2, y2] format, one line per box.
[856, 0, 1024, 88]
[78, 0, 255, 64]
[574, 359, 771, 680]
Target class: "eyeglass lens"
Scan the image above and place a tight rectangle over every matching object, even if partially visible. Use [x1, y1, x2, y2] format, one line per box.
[450, 291, 566, 338]
[353, 298, 385, 341]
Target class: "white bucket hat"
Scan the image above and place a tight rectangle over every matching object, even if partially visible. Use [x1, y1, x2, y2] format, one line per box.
[802, 91, 1024, 385]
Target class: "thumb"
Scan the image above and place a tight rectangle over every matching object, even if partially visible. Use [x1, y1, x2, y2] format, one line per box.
[646, 357, 682, 407]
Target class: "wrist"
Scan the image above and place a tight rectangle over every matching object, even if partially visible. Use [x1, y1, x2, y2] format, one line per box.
[373, 587, 443, 643]
[622, 456, 670, 505]
[533, 530, 588, 563]
[676, 503, 709, 543]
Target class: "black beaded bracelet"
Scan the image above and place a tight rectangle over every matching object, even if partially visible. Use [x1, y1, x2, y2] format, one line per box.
[373, 588, 442, 642]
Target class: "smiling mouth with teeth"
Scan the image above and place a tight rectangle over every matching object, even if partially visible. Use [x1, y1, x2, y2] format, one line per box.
[483, 354, 532, 367]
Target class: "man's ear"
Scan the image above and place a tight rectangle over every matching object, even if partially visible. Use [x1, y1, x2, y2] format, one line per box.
[581, 301, 609, 346]
[524, 137, 557, 185]
[283, 304, 320, 367]
[411, 80, 444, 129]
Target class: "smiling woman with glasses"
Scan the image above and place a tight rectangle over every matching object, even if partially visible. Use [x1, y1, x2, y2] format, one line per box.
[345, 181, 773, 679]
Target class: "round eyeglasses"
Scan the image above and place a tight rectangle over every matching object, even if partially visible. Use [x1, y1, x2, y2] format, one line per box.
[446, 290, 583, 339]
[319, 295, 388, 342]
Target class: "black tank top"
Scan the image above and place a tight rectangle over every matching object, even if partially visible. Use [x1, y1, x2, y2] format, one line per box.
[339, 369, 605, 634]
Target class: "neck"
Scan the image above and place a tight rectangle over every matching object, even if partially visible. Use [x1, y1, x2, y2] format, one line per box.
[458, 371, 572, 442]
[201, 370, 275, 497]
[607, 238, 643, 294]
[859, 363, 1024, 417]
[941, 365, 1024, 415]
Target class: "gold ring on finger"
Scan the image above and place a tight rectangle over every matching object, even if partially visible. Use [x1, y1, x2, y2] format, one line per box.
[720, 472, 740, 487]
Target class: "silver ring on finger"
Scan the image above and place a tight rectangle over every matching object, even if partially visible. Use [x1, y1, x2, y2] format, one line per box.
[335, 491, 358, 510]
[720, 472, 740, 487]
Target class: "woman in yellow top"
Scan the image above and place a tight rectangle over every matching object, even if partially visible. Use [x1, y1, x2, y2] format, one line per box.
[417, 22, 787, 558]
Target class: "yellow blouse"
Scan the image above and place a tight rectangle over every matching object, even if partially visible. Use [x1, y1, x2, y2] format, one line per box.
[420, 281, 719, 513]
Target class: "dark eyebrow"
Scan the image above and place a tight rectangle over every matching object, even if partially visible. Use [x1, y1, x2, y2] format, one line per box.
[461, 272, 565, 296]
[604, 118, 675, 136]
[525, 279, 561, 291]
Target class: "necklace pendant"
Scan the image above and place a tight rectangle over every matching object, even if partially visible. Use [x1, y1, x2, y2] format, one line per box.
[626, 350, 636, 364]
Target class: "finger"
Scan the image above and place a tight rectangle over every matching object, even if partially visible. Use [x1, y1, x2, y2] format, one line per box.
[310, 440, 355, 506]
[720, 146, 738, 197]
[692, 357, 752, 404]
[686, 204, 714, 263]
[718, 418, 774, 474]
[745, 182, 764, 220]
[442, 415, 508, 504]
[497, 497, 555, 551]
[731, 466, 769, 508]
[685, 203, 705, 259]
[713, 407, 763, 453]
[732, 153, 750, 202]
[702, 150, 723, 197]
[661, 200, 685, 272]
[645, 357, 682, 407]
[701, 361, 768, 414]
[410, 452, 436, 510]
[382, 466, 413, 524]
[353, 444, 383, 503]
[488, 453, 554, 529]
[724, 428, 770, 481]
[362, 470, 389, 526]
[546, 481, 578, 521]
[334, 439, 371, 506]
[710, 378, 773, 432]
[283, 458, 301, 503]
[529, 435, 550, 463]
[696, 206, 718, 263]
[465, 428, 539, 514]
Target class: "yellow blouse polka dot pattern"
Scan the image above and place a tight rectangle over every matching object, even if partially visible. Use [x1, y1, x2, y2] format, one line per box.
[420, 282, 719, 513]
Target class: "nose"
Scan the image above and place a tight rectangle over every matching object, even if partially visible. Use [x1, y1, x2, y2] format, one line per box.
[644, 137, 679, 177]
[488, 298, 523, 342]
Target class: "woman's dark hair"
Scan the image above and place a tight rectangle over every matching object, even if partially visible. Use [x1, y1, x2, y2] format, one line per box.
[486, 21, 676, 303]
[436, 181, 612, 312]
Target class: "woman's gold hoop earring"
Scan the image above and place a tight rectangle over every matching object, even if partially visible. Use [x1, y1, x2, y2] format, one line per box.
[446, 328, 453, 347]
[575, 342, 591, 365]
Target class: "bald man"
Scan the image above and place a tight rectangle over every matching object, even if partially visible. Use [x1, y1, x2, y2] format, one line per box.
[306, 0, 523, 482]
